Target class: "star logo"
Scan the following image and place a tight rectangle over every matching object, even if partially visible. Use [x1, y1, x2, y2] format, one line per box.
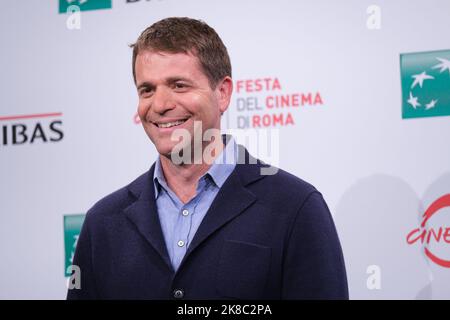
[425, 99, 438, 110]
[411, 71, 434, 89]
[400, 50, 450, 119]
[432, 58, 450, 75]
[407, 92, 421, 109]
[58, 0, 112, 14]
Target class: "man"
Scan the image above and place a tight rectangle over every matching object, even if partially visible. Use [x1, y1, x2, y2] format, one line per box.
[67, 17, 348, 300]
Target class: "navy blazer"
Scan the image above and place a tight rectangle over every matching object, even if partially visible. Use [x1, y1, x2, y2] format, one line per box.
[67, 147, 348, 300]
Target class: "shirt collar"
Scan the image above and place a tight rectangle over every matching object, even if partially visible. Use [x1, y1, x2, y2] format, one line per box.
[153, 155, 167, 198]
[153, 134, 237, 198]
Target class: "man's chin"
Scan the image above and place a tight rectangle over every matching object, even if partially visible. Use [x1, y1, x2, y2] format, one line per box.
[156, 142, 197, 165]
[155, 143, 181, 157]
[155, 145, 176, 158]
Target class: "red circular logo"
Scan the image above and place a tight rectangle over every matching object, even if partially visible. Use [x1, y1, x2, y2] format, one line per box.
[407, 194, 450, 268]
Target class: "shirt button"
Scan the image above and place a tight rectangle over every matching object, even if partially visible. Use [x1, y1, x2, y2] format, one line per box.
[173, 289, 184, 299]
[182, 209, 189, 216]
[177, 240, 185, 247]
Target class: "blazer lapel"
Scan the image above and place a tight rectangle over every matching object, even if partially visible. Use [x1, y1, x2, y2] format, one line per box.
[178, 146, 267, 271]
[124, 165, 173, 272]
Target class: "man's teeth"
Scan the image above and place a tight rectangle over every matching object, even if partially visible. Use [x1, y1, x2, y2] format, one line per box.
[157, 119, 187, 128]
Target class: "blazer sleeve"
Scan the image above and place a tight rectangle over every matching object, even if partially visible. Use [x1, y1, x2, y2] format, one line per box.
[281, 191, 349, 299]
[66, 213, 99, 299]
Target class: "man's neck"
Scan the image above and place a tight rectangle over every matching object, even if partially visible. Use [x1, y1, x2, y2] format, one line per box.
[159, 140, 225, 204]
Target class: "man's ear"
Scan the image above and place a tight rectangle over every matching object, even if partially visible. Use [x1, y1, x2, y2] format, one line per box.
[217, 76, 233, 115]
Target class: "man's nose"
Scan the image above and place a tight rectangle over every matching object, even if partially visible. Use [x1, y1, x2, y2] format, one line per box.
[151, 86, 175, 114]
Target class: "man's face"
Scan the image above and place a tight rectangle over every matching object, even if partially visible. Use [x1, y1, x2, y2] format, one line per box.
[135, 50, 232, 158]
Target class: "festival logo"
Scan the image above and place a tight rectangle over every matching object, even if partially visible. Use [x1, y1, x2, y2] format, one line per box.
[407, 194, 450, 268]
[226, 77, 324, 129]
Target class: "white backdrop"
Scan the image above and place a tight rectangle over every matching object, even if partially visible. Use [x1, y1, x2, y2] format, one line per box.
[1, 0, 449, 299]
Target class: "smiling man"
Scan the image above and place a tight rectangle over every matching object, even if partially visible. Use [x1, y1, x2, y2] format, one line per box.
[134, 42, 232, 202]
[67, 17, 348, 300]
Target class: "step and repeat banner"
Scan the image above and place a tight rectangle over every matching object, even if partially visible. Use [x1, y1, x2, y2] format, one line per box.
[1, 0, 449, 299]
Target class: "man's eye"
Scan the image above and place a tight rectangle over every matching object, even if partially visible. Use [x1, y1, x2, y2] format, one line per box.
[140, 88, 152, 96]
[174, 83, 187, 89]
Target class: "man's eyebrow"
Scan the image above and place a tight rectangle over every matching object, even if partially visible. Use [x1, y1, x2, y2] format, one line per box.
[136, 77, 194, 90]
[136, 81, 154, 90]
[165, 77, 194, 85]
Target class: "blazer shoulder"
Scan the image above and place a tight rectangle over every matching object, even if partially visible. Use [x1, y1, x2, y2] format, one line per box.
[243, 160, 322, 215]
[262, 165, 318, 196]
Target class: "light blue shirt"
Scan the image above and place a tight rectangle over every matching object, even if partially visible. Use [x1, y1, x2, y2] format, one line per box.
[153, 136, 237, 272]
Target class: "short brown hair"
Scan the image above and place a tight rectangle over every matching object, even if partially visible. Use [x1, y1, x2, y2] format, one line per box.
[129, 17, 232, 88]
